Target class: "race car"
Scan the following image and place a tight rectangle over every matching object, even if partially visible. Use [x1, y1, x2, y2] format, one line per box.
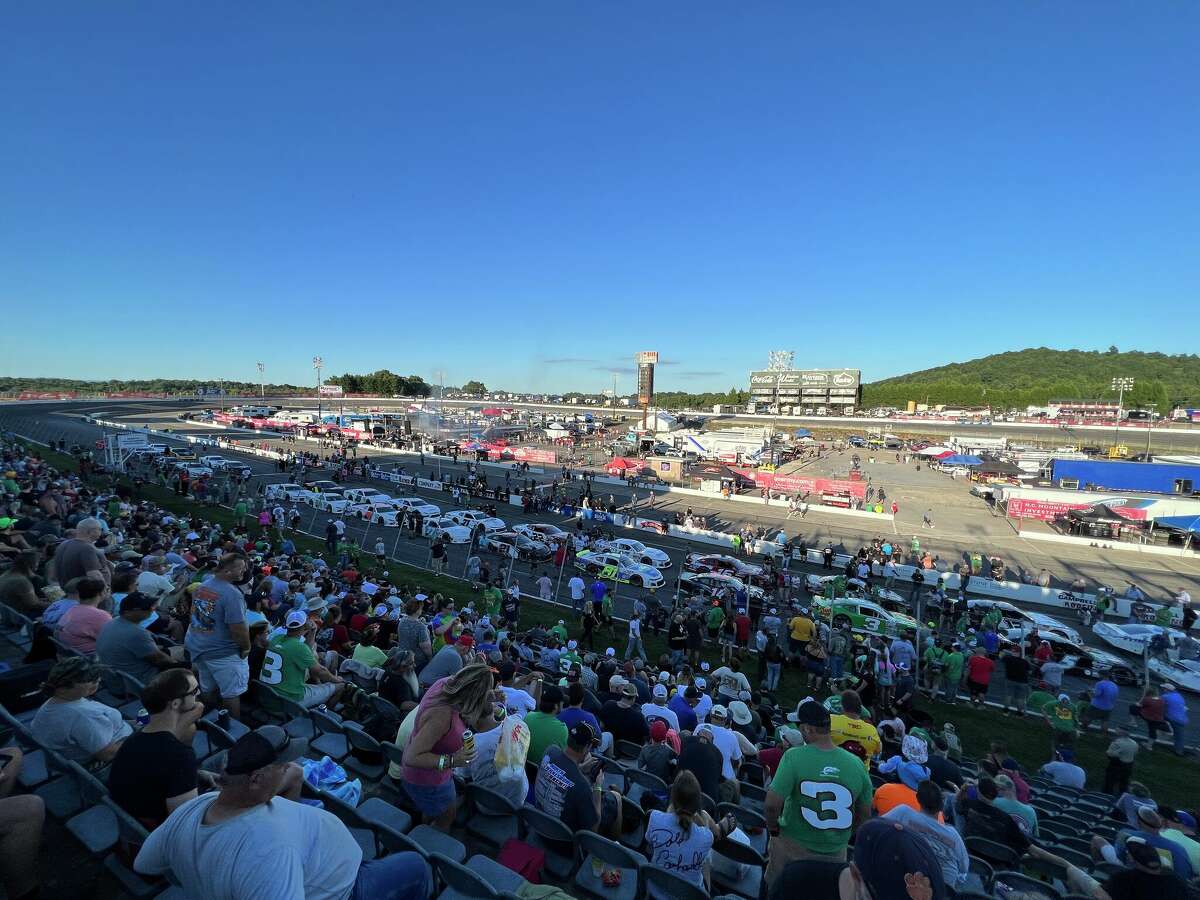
[349, 503, 400, 524]
[343, 487, 392, 505]
[683, 553, 764, 580]
[514, 523, 570, 543]
[593, 537, 671, 569]
[310, 492, 353, 513]
[304, 480, 342, 494]
[446, 509, 506, 532]
[422, 516, 474, 544]
[804, 575, 906, 607]
[811, 596, 920, 638]
[997, 632, 1140, 686]
[966, 600, 1082, 646]
[264, 483, 315, 503]
[180, 464, 214, 479]
[482, 531, 554, 562]
[391, 497, 442, 518]
[574, 550, 665, 589]
[678, 571, 767, 605]
[1093, 622, 1182, 656]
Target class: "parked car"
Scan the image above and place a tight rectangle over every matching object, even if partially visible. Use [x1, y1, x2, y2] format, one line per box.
[422, 516, 474, 544]
[304, 480, 342, 494]
[514, 523, 569, 543]
[574, 551, 664, 589]
[446, 510, 506, 532]
[391, 497, 442, 518]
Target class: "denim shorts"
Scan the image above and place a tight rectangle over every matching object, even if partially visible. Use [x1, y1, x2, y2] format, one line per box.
[402, 778, 457, 817]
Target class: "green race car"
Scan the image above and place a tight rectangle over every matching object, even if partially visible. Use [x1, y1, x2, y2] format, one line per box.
[812, 596, 920, 637]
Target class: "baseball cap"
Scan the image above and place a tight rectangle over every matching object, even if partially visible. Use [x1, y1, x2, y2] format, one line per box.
[1163, 683, 1177, 692]
[567, 721, 598, 749]
[605, 647, 615, 657]
[120, 591, 157, 613]
[652, 684, 668, 699]
[619, 682, 637, 699]
[694, 677, 706, 690]
[780, 728, 805, 747]
[1136, 806, 1163, 828]
[224, 726, 306, 775]
[1125, 836, 1163, 872]
[789, 700, 831, 728]
[1177, 811, 1198, 829]
[1057, 693, 1071, 703]
[658, 671, 671, 684]
[457, 634, 475, 648]
[769, 607, 777, 614]
[700, 662, 710, 672]
[285, 610, 308, 629]
[710, 704, 729, 721]
[608, 675, 626, 692]
[649, 720, 668, 742]
[684, 685, 701, 700]
[853, 818, 947, 900]
[373, 604, 388, 617]
[567, 640, 577, 650]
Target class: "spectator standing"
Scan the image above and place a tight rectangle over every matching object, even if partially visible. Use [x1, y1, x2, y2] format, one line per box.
[1082, 675, 1119, 736]
[964, 648, 994, 706]
[1161, 683, 1189, 755]
[1000, 647, 1031, 716]
[1104, 726, 1139, 796]
[764, 701, 873, 884]
[185, 554, 252, 721]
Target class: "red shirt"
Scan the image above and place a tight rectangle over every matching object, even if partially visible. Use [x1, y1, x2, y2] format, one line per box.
[758, 746, 786, 776]
[966, 655, 995, 685]
[735, 615, 751, 642]
[350, 613, 369, 632]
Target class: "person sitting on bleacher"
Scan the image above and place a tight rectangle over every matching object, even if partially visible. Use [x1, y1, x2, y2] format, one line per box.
[54, 575, 112, 655]
[1092, 806, 1196, 880]
[134, 725, 430, 899]
[29, 656, 131, 766]
[95, 590, 180, 685]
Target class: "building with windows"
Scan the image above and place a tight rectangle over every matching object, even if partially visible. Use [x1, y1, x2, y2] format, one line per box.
[749, 368, 861, 414]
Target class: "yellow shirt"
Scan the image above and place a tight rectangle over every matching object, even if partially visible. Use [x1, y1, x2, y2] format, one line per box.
[830, 714, 882, 769]
[789, 616, 814, 642]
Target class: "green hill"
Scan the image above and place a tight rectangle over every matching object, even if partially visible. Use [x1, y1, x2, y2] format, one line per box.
[861, 348, 1200, 413]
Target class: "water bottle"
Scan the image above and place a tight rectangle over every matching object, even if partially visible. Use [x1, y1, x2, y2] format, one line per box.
[136, 708, 150, 727]
[217, 708, 231, 730]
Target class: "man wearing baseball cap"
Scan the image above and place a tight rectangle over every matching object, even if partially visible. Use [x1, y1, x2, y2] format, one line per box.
[30, 657, 133, 766]
[600, 680, 649, 746]
[533, 721, 623, 855]
[765, 700, 873, 885]
[96, 590, 180, 686]
[642, 683, 680, 732]
[263, 610, 346, 709]
[135, 726, 430, 898]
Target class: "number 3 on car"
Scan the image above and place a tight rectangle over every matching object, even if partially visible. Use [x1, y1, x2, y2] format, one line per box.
[799, 780, 854, 829]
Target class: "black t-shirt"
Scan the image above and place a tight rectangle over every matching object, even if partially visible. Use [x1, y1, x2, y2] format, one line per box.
[600, 701, 649, 745]
[637, 743, 677, 785]
[1104, 868, 1194, 900]
[108, 730, 198, 827]
[770, 860, 846, 900]
[926, 753, 963, 788]
[1002, 655, 1030, 684]
[685, 618, 702, 649]
[668, 623, 688, 650]
[677, 736, 724, 802]
[533, 745, 598, 856]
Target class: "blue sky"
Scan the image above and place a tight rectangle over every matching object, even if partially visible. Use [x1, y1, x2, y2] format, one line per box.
[2, 3, 1197, 393]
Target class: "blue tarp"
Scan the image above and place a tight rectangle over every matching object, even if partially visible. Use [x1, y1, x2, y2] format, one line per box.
[793, 428, 812, 438]
[1156, 515, 1200, 534]
[939, 454, 983, 466]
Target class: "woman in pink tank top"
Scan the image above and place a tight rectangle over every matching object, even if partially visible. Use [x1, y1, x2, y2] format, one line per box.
[401, 662, 498, 830]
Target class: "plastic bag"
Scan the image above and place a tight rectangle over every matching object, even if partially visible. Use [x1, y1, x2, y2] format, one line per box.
[327, 778, 363, 807]
[494, 716, 531, 782]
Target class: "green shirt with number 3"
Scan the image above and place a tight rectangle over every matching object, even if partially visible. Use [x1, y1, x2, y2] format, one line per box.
[769, 744, 872, 855]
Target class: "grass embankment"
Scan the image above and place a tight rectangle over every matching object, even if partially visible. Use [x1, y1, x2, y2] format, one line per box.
[35, 443, 1197, 799]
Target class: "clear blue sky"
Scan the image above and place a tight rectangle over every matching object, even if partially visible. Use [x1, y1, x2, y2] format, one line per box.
[2, 2, 1197, 393]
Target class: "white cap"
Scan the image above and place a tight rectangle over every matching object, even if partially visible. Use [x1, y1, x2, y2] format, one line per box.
[652, 684, 668, 699]
[658, 671, 671, 683]
[695, 677, 707, 690]
[567, 640, 578, 650]
[605, 647, 615, 657]
[700, 661, 711, 672]
[374, 604, 388, 616]
[285, 610, 308, 629]
[710, 704, 729, 720]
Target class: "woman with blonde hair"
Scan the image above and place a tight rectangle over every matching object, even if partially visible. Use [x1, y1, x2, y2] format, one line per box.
[645, 770, 735, 897]
[400, 661, 499, 830]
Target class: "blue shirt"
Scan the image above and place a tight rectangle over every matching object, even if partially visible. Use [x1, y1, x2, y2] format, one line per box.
[1090, 679, 1118, 712]
[1163, 690, 1188, 724]
[590, 581, 607, 602]
[981, 630, 1000, 654]
[668, 695, 699, 733]
[1118, 830, 1194, 879]
[558, 707, 601, 737]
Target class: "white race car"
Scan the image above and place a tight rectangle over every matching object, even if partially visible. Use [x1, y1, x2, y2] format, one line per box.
[684, 553, 764, 579]
[574, 550, 665, 589]
[446, 510, 506, 532]
[679, 571, 767, 604]
[265, 483, 315, 503]
[1093, 622, 1182, 656]
[392, 497, 442, 518]
[304, 480, 342, 494]
[514, 523, 570, 543]
[181, 464, 214, 478]
[310, 492, 353, 513]
[423, 516, 474, 543]
[594, 537, 671, 569]
[967, 600, 1082, 646]
[1148, 657, 1200, 693]
[343, 487, 392, 505]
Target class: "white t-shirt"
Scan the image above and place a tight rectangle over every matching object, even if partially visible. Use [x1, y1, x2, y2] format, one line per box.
[629, 619, 641, 639]
[568, 577, 585, 600]
[641, 702, 680, 732]
[710, 666, 751, 700]
[500, 685, 536, 719]
[646, 809, 714, 898]
[134, 794, 361, 900]
[136, 570, 176, 599]
[705, 724, 743, 780]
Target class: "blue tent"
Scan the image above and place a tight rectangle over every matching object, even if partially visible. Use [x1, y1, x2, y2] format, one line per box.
[939, 454, 983, 466]
[1156, 514, 1200, 534]
[793, 428, 812, 438]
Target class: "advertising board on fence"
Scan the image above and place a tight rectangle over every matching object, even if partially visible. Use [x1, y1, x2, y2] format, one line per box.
[1006, 497, 1148, 522]
[738, 469, 868, 499]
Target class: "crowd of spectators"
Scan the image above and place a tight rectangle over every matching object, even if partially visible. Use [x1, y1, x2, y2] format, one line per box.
[0, 434, 1197, 899]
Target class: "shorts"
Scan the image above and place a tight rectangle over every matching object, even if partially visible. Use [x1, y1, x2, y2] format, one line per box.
[806, 657, 827, 676]
[720, 632, 735, 647]
[1006, 682, 1030, 704]
[967, 679, 988, 697]
[403, 778, 457, 818]
[299, 682, 339, 709]
[707, 628, 720, 641]
[195, 655, 250, 699]
[1083, 706, 1112, 723]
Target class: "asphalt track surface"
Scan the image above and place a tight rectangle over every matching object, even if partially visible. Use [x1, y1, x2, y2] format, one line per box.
[4, 399, 1200, 724]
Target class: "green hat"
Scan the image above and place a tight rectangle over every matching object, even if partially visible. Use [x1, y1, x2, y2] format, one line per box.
[0, 518, 14, 530]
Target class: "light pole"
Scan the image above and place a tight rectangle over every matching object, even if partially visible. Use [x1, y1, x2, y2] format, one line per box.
[313, 357, 324, 421]
[1112, 377, 1134, 448]
[256, 362, 265, 399]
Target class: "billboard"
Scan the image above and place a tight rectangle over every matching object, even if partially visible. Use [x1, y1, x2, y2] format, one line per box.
[797, 369, 861, 389]
[637, 351, 657, 407]
[318, 384, 345, 397]
[750, 369, 860, 392]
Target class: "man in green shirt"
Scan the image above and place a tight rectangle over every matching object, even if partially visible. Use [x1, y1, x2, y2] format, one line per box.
[483, 582, 503, 618]
[549, 619, 569, 645]
[262, 610, 346, 709]
[765, 700, 872, 884]
[234, 498, 249, 525]
[525, 684, 568, 766]
[942, 643, 965, 704]
[1043, 692, 1079, 755]
[706, 602, 726, 639]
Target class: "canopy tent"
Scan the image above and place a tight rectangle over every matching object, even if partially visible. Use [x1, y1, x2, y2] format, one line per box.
[919, 446, 953, 456]
[938, 454, 983, 466]
[1067, 505, 1127, 523]
[1155, 514, 1200, 534]
[480, 408, 507, 416]
[793, 428, 812, 438]
[975, 459, 1023, 476]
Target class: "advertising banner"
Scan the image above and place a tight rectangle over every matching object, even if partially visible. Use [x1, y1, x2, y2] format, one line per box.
[1006, 498, 1148, 522]
[416, 478, 444, 492]
[738, 469, 868, 499]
